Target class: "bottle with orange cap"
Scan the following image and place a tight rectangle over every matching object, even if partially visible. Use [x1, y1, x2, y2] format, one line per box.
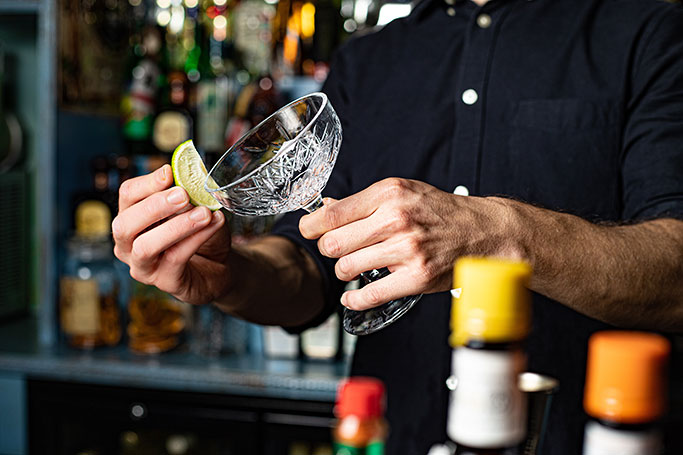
[333, 377, 388, 455]
[582, 330, 670, 455]
[447, 257, 532, 455]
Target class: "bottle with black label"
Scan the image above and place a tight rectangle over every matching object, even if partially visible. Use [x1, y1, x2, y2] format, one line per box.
[448, 257, 532, 455]
[582, 331, 670, 455]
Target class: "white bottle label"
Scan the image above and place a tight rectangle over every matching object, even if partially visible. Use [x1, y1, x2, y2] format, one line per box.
[447, 347, 527, 448]
[583, 421, 662, 455]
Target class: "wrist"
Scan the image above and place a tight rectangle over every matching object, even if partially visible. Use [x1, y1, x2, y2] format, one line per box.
[486, 197, 531, 263]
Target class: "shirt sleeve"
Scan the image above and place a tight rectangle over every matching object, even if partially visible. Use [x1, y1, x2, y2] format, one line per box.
[270, 43, 357, 333]
[621, 6, 683, 221]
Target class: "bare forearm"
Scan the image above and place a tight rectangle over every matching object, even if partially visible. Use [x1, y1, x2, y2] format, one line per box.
[503, 199, 683, 331]
[213, 236, 325, 328]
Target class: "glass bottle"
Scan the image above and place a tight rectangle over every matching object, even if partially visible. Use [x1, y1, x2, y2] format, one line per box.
[60, 200, 122, 349]
[448, 257, 532, 454]
[582, 331, 670, 455]
[333, 377, 388, 454]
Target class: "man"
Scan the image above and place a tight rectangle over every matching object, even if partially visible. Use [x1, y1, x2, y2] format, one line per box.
[112, 0, 683, 453]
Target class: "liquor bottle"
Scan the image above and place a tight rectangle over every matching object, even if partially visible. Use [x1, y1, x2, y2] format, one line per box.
[448, 257, 532, 455]
[60, 201, 122, 349]
[333, 377, 388, 454]
[195, 20, 230, 156]
[121, 25, 163, 157]
[70, 155, 118, 224]
[582, 331, 670, 455]
[153, 69, 194, 154]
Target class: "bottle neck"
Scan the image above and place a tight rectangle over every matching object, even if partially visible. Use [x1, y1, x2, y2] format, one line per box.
[583, 419, 661, 455]
[447, 344, 527, 451]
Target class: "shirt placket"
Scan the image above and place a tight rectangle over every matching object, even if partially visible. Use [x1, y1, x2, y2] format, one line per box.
[449, 1, 509, 196]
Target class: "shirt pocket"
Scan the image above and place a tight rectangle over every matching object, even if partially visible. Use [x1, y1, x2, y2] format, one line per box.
[507, 98, 621, 219]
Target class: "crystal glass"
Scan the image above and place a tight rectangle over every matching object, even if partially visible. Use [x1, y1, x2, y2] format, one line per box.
[206, 92, 421, 335]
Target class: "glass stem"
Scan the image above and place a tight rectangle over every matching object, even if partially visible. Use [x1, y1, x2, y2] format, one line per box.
[302, 194, 325, 213]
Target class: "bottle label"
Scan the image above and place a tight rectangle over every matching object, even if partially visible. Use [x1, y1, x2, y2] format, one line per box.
[333, 441, 384, 455]
[583, 421, 662, 455]
[153, 111, 191, 153]
[447, 347, 527, 448]
[60, 277, 100, 336]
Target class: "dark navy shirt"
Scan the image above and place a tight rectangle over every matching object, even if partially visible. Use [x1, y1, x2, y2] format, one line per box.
[271, 0, 683, 453]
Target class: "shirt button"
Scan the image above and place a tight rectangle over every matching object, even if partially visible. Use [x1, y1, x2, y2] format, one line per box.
[445, 0, 455, 4]
[476, 13, 492, 28]
[446, 7, 456, 16]
[461, 89, 478, 105]
[453, 185, 469, 196]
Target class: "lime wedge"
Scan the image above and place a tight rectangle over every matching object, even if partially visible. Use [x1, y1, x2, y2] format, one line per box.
[171, 139, 221, 211]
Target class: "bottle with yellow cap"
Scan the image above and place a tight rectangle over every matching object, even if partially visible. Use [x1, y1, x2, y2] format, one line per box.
[447, 257, 532, 455]
[582, 331, 670, 455]
[59, 200, 123, 349]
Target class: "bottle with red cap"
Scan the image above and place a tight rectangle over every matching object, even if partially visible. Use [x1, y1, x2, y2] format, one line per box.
[333, 377, 388, 454]
[582, 331, 670, 455]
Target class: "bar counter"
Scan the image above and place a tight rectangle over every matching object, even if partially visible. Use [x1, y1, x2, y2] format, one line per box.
[0, 317, 347, 401]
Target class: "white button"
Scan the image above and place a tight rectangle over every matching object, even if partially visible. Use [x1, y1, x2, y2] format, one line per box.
[476, 13, 492, 28]
[453, 185, 469, 196]
[447, 7, 456, 16]
[461, 89, 478, 105]
[445, 0, 455, 5]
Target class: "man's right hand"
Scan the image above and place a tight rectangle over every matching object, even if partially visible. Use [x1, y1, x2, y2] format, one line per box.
[112, 164, 230, 306]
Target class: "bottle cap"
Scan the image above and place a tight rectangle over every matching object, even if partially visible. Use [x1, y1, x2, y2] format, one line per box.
[451, 257, 532, 347]
[335, 377, 385, 419]
[584, 331, 670, 424]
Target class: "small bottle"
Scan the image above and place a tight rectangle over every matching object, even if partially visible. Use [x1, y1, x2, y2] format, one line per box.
[333, 377, 388, 455]
[582, 331, 670, 455]
[448, 257, 532, 455]
[60, 201, 122, 349]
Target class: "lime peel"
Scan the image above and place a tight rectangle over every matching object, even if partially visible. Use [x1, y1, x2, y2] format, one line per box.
[171, 139, 221, 211]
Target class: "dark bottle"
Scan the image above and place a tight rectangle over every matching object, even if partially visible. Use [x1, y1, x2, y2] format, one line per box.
[448, 257, 532, 454]
[70, 155, 118, 224]
[582, 331, 669, 455]
[153, 69, 194, 154]
[121, 25, 163, 156]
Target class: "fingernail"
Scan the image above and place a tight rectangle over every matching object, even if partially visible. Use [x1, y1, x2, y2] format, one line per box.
[167, 188, 186, 205]
[190, 207, 208, 221]
[340, 292, 350, 308]
[157, 165, 168, 183]
[211, 211, 223, 224]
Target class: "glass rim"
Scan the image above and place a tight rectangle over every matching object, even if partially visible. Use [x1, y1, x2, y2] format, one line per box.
[205, 91, 330, 193]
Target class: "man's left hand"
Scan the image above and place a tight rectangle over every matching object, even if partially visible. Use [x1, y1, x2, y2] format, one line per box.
[299, 178, 518, 311]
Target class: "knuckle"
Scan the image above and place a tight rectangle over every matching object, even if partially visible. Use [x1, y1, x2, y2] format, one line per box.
[320, 235, 341, 257]
[119, 179, 133, 202]
[164, 248, 184, 266]
[363, 285, 384, 306]
[128, 268, 147, 284]
[388, 209, 412, 232]
[131, 238, 152, 261]
[336, 257, 354, 280]
[382, 177, 408, 199]
[323, 204, 341, 229]
[113, 244, 124, 261]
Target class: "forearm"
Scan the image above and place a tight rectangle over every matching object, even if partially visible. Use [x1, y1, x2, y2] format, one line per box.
[502, 198, 683, 331]
[213, 236, 326, 328]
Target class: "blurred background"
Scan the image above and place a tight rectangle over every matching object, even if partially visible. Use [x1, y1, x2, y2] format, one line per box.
[0, 0, 414, 454]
